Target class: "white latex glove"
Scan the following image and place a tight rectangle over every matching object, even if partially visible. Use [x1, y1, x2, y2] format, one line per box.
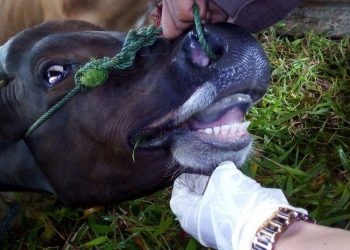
[170, 161, 307, 250]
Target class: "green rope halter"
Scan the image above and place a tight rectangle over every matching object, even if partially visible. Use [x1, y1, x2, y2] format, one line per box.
[25, 25, 161, 138]
[25, 3, 217, 138]
[192, 3, 218, 60]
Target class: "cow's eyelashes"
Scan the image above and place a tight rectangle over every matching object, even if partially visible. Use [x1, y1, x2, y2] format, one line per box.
[44, 64, 70, 88]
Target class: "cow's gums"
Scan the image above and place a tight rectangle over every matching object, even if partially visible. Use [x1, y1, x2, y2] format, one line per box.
[0, 20, 270, 207]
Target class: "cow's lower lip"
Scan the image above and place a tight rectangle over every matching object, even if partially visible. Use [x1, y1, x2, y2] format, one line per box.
[130, 93, 252, 150]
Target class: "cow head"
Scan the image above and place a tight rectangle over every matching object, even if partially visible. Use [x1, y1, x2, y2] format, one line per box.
[0, 20, 269, 206]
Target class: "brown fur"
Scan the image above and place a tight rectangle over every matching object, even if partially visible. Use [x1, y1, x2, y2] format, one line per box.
[0, 0, 152, 45]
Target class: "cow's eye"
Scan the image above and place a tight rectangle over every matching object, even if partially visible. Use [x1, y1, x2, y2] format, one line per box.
[0, 79, 8, 89]
[44, 64, 69, 88]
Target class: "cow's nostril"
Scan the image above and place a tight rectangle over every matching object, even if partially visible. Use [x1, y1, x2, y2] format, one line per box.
[202, 31, 225, 60]
[188, 38, 210, 67]
[184, 32, 224, 68]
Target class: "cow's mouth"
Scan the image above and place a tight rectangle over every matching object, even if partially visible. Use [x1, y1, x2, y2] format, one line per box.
[130, 93, 252, 152]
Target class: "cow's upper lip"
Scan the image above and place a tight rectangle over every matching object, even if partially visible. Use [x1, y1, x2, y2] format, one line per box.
[130, 93, 252, 150]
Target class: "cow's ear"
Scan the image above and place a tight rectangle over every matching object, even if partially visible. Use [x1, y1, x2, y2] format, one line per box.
[0, 140, 54, 193]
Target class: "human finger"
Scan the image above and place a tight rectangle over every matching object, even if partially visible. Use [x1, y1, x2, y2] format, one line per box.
[161, 0, 186, 39]
[172, 0, 207, 22]
[207, 1, 228, 23]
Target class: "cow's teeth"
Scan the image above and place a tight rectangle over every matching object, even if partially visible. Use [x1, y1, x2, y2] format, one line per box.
[242, 121, 250, 130]
[197, 121, 250, 136]
[213, 126, 220, 135]
[220, 125, 230, 135]
[205, 128, 213, 134]
[229, 125, 238, 134]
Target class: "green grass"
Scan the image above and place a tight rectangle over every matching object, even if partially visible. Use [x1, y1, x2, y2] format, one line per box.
[1, 25, 349, 249]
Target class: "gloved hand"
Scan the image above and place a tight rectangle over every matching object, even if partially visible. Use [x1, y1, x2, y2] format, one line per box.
[170, 161, 307, 250]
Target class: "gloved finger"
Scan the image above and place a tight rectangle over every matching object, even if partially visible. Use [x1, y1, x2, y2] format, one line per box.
[217, 160, 240, 171]
[170, 173, 209, 219]
[213, 161, 258, 184]
[203, 161, 262, 200]
[170, 195, 199, 220]
[172, 173, 209, 197]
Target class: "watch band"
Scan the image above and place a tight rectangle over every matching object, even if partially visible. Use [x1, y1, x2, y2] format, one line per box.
[251, 207, 315, 250]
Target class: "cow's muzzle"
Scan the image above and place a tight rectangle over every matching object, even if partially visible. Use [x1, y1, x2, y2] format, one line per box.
[130, 23, 270, 152]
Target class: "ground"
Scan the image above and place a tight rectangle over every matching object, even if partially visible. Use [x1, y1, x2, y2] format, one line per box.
[1, 23, 349, 249]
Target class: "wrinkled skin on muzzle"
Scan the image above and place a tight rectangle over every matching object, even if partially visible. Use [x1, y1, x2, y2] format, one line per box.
[0, 20, 269, 207]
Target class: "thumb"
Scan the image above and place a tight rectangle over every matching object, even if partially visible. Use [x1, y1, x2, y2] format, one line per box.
[207, 161, 260, 195]
[172, 173, 209, 197]
[170, 173, 209, 217]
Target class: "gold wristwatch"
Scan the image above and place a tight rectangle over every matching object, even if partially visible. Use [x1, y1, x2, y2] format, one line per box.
[252, 207, 315, 250]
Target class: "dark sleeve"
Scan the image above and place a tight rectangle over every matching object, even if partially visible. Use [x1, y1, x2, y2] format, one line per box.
[213, 0, 303, 32]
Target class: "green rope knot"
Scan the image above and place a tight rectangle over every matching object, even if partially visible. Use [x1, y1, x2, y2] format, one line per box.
[75, 63, 108, 89]
[75, 25, 161, 88]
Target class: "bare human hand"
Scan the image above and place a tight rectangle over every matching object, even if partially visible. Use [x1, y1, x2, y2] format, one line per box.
[161, 0, 228, 39]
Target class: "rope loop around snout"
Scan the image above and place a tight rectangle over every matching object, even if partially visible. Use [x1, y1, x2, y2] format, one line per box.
[25, 4, 217, 138]
[193, 3, 218, 60]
